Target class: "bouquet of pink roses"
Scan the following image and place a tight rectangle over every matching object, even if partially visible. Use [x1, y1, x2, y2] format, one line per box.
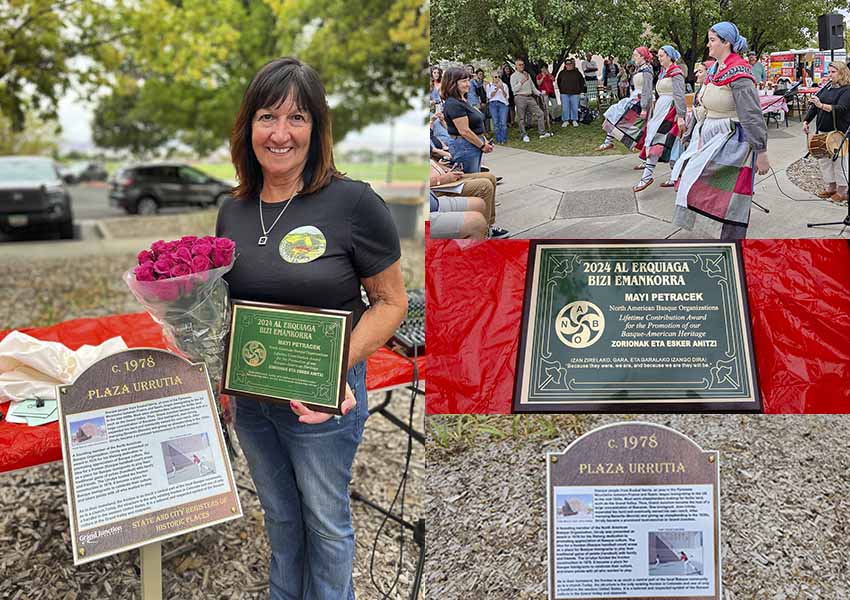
[124, 235, 237, 452]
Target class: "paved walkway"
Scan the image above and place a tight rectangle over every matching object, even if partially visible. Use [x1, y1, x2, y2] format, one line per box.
[486, 121, 850, 239]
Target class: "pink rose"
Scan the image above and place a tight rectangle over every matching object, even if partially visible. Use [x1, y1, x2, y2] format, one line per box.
[214, 237, 235, 251]
[173, 246, 193, 265]
[212, 247, 234, 268]
[137, 249, 154, 265]
[150, 240, 167, 254]
[180, 235, 198, 244]
[134, 263, 156, 282]
[192, 241, 213, 257]
[191, 255, 212, 273]
[165, 240, 179, 253]
[153, 257, 174, 276]
[170, 263, 192, 278]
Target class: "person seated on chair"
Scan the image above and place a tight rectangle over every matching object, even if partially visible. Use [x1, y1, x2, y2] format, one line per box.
[430, 159, 509, 238]
[429, 190, 488, 239]
[803, 61, 850, 203]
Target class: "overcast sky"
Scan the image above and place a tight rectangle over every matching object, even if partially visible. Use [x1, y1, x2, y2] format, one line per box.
[57, 96, 427, 155]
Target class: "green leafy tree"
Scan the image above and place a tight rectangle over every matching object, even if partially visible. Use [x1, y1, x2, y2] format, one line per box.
[0, 0, 127, 131]
[0, 112, 60, 155]
[92, 0, 428, 156]
[431, 0, 645, 75]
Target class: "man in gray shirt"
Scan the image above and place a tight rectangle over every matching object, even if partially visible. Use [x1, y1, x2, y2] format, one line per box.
[510, 57, 552, 142]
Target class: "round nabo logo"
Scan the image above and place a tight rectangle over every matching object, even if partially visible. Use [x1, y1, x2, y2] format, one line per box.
[241, 341, 267, 367]
[555, 301, 605, 348]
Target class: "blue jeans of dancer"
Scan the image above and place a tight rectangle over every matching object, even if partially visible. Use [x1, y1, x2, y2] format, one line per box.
[234, 361, 369, 600]
[489, 101, 508, 143]
[448, 135, 483, 173]
[561, 93, 580, 122]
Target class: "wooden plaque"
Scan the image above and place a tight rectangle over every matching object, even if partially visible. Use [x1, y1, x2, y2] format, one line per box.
[515, 240, 761, 413]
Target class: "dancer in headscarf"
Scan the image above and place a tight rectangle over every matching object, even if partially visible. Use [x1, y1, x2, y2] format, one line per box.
[596, 46, 654, 151]
[633, 45, 687, 191]
[670, 22, 769, 240]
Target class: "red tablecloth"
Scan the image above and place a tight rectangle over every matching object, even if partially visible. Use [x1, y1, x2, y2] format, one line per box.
[0, 313, 425, 474]
[426, 238, 850, 414]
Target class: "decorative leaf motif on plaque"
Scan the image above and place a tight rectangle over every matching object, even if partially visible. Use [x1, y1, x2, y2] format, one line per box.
[241, 314, 255, 328]
[697, 254, 727, 282]
[709, 358, 739, 388]
[540, 358, 568, 388]
[323, 322, 339, 337]
[317, 384, 330, 400]
[549, 255, 576, 281]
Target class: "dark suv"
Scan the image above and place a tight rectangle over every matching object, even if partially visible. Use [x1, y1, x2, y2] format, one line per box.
[0, 156, 74, 239]
[61, 161, 109, 184]
[109, 163, 234, 215]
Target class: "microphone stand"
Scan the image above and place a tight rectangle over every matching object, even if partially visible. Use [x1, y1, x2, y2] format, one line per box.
[807, 120, 850, 232]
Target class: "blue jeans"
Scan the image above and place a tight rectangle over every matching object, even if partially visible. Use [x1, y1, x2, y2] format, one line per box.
[234, 361, 369, 600]
[448, 136, 483, 173]
[561, 93, 579, 122]
[490, 102, 508, 143]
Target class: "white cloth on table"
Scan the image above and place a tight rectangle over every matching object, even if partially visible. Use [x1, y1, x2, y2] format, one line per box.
[0, 332, 127, 421]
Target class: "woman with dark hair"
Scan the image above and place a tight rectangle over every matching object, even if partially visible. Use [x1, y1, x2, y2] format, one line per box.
[633, 45, 687, 192]
[217, 57, 408, 600]
[597, 46, 654, 151]
[441, 66, 494, 174]
[670, 22, 769, 240]
[430, 66, 443, 109]
[501, 64, 516, 125]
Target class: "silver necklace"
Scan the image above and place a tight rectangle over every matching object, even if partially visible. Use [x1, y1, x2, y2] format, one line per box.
[258, 188, 298, 246]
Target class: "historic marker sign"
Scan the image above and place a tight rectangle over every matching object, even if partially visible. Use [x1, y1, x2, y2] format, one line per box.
[547, 422, 721, 600]
[222, 300, 352, 415]
[57, 349, 242, 565]
[514, 241, 760, 413]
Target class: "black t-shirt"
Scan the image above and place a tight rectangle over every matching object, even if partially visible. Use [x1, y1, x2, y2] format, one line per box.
[215, 177, 401, 326]
[443, 97, 485, 136]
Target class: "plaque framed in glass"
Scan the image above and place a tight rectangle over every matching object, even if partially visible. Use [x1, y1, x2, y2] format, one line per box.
[221, 299, 352, 415]
[513, 240, 761, 413]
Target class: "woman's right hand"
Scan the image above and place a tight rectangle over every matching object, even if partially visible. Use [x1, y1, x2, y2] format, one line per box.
[802, 121, 809, 135]
[482, 142, 494, 153]
[442, 171, 462, 183]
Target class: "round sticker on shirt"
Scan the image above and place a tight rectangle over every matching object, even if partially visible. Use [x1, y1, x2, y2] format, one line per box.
[279, 226, 327, 263]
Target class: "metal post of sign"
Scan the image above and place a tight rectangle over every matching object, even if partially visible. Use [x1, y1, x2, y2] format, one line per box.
[140, 542, 163, 600]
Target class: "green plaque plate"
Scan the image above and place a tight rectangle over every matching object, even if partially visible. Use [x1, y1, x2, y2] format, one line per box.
[221, 300, 352, 414]
[514, 241, 760, 413]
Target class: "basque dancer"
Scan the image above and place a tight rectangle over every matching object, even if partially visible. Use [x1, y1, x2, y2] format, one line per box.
[633, 45, 686, 192]
[596, 46, 654, 152]
[670, 22, 769, 240]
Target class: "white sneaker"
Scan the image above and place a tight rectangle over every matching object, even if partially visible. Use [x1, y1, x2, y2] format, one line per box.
[522, 135, 530, 143]
[539, 132, 553, 139]
[561, 121, 569, 128]
[572, 121, 579, 127]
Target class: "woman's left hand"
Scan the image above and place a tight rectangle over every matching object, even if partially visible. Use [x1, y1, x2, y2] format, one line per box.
[755, 151, 770, 176]
[290, 382, 356, 424]
[676, 117, 686, 133]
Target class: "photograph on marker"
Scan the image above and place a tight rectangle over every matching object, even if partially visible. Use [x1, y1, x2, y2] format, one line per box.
[161, 433, 216, 485]
[555, 493, 594, 521]
[649, 531, 705, 576]
[68, 416, 108, 447]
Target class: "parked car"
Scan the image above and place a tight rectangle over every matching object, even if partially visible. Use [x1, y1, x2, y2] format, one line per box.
[61, 161, 109, 184]
[109, 163, 234, 215]
[0, 156, 74, 239]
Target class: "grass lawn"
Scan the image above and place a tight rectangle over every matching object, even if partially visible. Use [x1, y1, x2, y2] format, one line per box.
[501, 117, 631, 157]
[102, 161, 426, 184]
